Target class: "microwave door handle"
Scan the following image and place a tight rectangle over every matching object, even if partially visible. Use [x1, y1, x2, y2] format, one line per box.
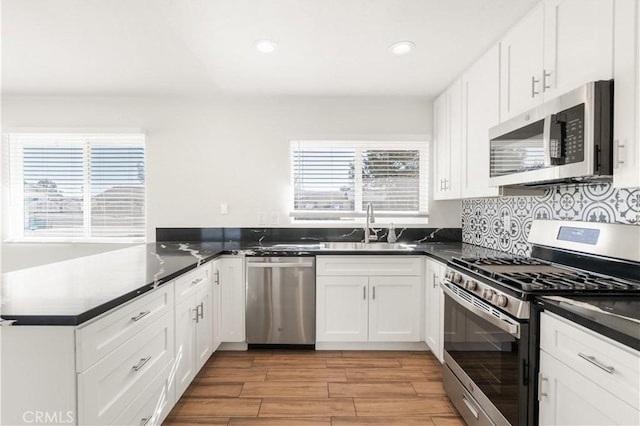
[542, 116, 552, 167]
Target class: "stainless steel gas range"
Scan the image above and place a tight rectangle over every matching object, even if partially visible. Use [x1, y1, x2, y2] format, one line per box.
[441, 220, 640, 426]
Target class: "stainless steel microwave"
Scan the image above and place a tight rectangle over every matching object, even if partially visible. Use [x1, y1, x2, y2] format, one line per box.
[488, 80, 613, 187]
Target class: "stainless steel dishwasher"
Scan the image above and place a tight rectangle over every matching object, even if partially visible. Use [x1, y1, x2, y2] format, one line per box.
[245, 256, 315, 346]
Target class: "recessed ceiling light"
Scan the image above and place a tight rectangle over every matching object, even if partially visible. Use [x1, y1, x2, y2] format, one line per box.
[254, 39, 277, 53]
[389, 41, 415, 56]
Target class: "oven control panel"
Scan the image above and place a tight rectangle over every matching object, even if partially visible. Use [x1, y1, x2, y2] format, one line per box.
[444, 269, 529, 319]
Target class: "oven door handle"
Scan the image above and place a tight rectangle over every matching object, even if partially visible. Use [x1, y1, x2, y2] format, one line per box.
[441, 282, 520, 338]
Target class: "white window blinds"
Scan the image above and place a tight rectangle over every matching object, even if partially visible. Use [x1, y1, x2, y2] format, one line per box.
[7, 133, 146, 242]
[291, 141, 428, 220]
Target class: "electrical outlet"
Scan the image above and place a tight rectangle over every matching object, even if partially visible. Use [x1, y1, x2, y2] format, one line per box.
[258, 212, 267, 225]
[271, 212, 279, 225]
[220, 203, 228, 215]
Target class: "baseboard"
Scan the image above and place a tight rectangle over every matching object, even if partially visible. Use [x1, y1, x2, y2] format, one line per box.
[217, 342, 249, 351]
[315, 341, 430, 351]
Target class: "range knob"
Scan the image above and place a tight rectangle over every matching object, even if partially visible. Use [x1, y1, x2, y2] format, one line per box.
[495, 294, 508, 307]
[482, 289, 495, 300]
[464, 280, 477, 291]
[445, 270, 453, 280]
[453, 273, 463, 284]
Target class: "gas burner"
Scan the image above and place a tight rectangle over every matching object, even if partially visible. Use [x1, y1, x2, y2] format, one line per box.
[459, 256, 548, 266]
[497, 271, 640, 292]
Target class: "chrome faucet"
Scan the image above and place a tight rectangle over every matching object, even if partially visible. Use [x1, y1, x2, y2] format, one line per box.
[364, 203, 377, 243]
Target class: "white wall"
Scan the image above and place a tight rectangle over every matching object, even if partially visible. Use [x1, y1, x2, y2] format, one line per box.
[1, 95, 461, 271]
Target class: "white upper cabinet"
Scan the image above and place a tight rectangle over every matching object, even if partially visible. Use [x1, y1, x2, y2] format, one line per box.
[501, 0, 614, 121]
[500, 2, 545, 120]
[613, 0, 640, 188]
[433, 79, 462, 200]
[461, 45, 501, 198]
[543, 0, 614, 99]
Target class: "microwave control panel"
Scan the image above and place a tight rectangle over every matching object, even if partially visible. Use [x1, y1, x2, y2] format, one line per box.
[550, 103, 585, 165]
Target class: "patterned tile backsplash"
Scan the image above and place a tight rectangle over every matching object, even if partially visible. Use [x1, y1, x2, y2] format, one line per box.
[462, 183, 640, 256]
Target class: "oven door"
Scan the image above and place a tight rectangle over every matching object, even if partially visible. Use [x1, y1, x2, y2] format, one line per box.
[442, 282, 529, 426]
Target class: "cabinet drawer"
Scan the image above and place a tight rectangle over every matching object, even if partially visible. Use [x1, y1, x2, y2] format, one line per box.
[316, 256, 422, 276]
[78, 311, 174, 425]
[175, 264, 211, 301]
[76, 283, 174, 371]
[540, 311, 640, 410]
[112, 362, 173, 426]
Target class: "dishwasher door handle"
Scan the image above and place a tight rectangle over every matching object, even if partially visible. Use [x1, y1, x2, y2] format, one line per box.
[247, 262, 315, 268]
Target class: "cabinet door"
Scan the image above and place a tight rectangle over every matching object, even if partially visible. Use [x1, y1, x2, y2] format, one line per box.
[316, 276, 368, 342]
[424, 259, 444, 362]
[462, 45, 500, 198]
[433, 81, 462, 200]
[174, 296, 196, 399]
[368, 276, 421, 342]
[613, 0, 640, 188]
[538, 351, 640, 426]
[446, 79, 462, 198]
[219, 257, 245, 342]
[433, 93, 449, 200]
[500, 2, 544, 120]
[211, 260, 222, 351]
[195, 283, 213, 371]
[543, 0, 614, 99]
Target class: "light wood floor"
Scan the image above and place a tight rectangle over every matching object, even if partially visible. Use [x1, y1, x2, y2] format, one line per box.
[164, 350, 465, 426]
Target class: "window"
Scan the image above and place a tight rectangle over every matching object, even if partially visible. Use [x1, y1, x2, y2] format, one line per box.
[6, 133, 145, 242]
[290, 140, 428, 221]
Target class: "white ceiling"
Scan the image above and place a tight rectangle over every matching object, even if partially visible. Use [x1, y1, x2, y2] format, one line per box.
[2, 0, 540, 97]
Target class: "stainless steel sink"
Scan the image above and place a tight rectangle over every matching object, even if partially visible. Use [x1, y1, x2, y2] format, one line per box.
[318, 242, 416, 251]
[253, 242, 416, 251]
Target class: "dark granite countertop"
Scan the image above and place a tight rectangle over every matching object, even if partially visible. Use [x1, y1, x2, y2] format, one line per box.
[1, 241, 492, 326]
[0, 242, 237, 326]
[536, 296, 640, 351]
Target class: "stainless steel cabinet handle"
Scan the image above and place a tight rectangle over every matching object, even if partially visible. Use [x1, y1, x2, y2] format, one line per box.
[131, 310, 151, 322]
[462, 394, 479, 419]
[132, 356, 152, 372]
[538, 373, 548, 400]
[372, 286, 376, 300]
[531, 76, 540, 97]
[214, 270, 220, 285]
[140, 416, 152, 426]
[578, 353, 615, 374]
[614, 140, 625, 168]
[197, 302, 204, 320]
[193, 307, 199, 323]
[191, 277, 203, 286]
[543, 70, 551, 91]
[363, 286, 366, 300]
[432, 273, 438, 289]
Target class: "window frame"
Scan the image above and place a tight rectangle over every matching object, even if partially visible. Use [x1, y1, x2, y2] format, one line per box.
[289, 140, 429, 223]
[5, 132, 146, 243]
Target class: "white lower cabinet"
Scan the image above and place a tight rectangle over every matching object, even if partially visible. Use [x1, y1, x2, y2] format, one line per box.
[316, 256, 422, 343]
[212, 256, 245, 343]
[0, 282, 177, 426]
[424, 258, 445, 362]
[174, 266, 214, 399]
[77, 310, 174, 425]
[538, 312, 640, 425]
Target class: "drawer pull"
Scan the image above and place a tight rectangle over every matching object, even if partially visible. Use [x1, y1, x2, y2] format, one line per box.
[578, 353, 615, 374]
[131, 311, 151, 322]
[538, 373, 548, 400]
[140, 416, 152, 426]
[132, 356, 152, 372]
[191, 277, 203, 286]
[462, 393, 479, 420]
